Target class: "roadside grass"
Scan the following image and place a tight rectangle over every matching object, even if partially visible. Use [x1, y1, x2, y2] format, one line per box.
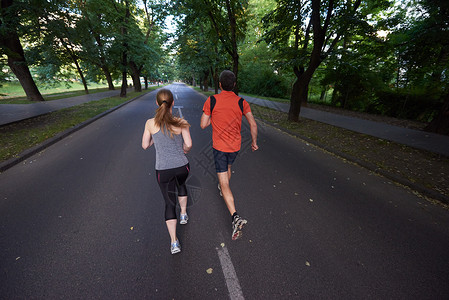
[191, 85, 449, 203]
[250, 104, 449, 202]
[0, 88, 156, 163]
[0, 82, 117, 104]
[1, 88, 112, 104]
[192, 86, 215, 98]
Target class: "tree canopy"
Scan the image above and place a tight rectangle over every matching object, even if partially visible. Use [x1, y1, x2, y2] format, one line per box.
[1, 0, 448, 133]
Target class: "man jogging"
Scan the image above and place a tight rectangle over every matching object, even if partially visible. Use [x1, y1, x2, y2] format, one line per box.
[200, 70, 258, 240]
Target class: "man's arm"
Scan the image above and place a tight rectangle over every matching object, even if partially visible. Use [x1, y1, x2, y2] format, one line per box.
[200, 113, 211, 129]
[244, 112, 258, 151]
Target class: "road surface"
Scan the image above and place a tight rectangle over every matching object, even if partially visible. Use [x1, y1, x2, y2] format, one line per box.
[1, 83, 449, 299]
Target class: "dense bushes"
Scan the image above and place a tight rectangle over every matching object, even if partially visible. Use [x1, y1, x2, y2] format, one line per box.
[369, 89, 442, 122]
[239, 68, 291, 98]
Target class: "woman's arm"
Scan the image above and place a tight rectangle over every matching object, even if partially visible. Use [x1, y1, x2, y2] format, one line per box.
[142, 120, 154, 149]
[181, 126, 192, 154]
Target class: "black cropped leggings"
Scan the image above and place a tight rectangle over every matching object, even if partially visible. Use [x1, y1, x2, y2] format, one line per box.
[156, 164, 190, 221]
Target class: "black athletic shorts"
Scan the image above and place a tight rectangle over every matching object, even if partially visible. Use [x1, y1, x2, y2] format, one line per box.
[213, 148, 239, 173]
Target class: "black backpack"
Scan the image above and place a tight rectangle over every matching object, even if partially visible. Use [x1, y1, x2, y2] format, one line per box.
[210, 95, 245, 115]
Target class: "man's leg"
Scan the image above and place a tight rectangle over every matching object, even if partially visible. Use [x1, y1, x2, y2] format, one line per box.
[217, 170, 236, 215]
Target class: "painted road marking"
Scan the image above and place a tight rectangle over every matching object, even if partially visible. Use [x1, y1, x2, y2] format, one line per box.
[174, 105, 184, 118]
[217, 244, 245, 300]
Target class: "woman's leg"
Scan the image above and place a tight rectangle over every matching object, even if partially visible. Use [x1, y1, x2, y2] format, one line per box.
[176, 164, 190, 215]
[156, 170, 178, 241]
[166, 219, 177, 243]
[178, 196, 187, 215]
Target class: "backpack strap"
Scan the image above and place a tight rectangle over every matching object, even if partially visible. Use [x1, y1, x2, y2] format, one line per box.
[210, 95, 245, 115]
[210, 95, 216, 115]
[238, 98, 244, 114]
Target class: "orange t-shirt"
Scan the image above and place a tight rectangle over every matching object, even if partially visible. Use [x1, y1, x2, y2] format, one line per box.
[203, 91, 251, 152]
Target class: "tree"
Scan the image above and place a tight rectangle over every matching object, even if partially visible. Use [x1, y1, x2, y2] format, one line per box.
[239, 0, 292, 98]
[0, 0, 44, 101]
[128, 0, 167, 92]
[38, 4, 91, 93]
[203, 0, 248, 94]
[173, 0, 225, 92]
[263, 0, 373, 121]
[77, 0, 118, 90]
[174, 0, 248, 93]
[395, 0, 449, 134]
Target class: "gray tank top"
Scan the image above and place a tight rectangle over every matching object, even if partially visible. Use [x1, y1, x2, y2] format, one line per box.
[152, 129, 189, 170]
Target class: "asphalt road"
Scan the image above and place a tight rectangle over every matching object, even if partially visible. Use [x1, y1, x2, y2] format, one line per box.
[1, 83, 449, 299]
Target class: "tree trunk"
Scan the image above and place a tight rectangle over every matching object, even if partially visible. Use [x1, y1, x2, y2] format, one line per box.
[288, 65, 310, 121]
[71, 53, 89, 94]
[203, 69, 210, 91]
[226, 0, 239, 95]
[425, 91, 449, 136]
[91, 26, 114, 90]
[120, 54, 127, 97]
[287, 0, 330, 121]
[128, 61, 142, 92]
[288, 74, 311, 121]
[101, 66, 115, 90]
[232, 54, 239, 94]
[0, 0, 44, 101]
[120, 1, 130, 97]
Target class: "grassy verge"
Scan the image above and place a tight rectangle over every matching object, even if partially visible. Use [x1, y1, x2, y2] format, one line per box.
[0, 82, 114, 102]
[250, 104, 449, 203]
[0, 88, 158, 163]
[192, 85, 448, 204]
[0, 86, 120, 104]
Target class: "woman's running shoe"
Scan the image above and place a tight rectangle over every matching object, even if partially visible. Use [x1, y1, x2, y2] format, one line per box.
[180, 213, 189, 225]
[231, 215, 247, 240]
[171, 240, 181, 254]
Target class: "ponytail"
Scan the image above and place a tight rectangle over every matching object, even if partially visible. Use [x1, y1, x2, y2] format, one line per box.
[154, 89, 190, 137]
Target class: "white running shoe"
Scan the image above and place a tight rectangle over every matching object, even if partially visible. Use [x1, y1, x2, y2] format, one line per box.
[171, 240, 181, 254]
[232, 215, 247, 240]
[180, 213, 189, 225]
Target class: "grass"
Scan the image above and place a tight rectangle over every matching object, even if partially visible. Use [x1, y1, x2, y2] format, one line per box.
[192, 85, 449, 204]
[249, 104, 449, 203]
[0, 82, 115, 104]
[2, 84, 448, 204]
[0, 87, 159, 163]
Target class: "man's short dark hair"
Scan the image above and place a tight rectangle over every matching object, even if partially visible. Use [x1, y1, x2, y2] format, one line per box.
[219, 70, 236, 91]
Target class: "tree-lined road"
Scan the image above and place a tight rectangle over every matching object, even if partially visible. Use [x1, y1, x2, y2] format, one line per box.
[1, 83, 449, 299]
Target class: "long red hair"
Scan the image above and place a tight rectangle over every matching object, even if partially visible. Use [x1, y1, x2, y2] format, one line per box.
[154, 89, 190, 137]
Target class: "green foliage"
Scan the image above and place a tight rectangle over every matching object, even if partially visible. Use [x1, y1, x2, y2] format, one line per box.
[372, 89, 441, 122]
[2, 0, 448, 126]
[1, 0, 168, 94]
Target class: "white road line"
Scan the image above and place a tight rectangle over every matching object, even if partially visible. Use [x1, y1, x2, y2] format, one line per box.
[216, 245, 245, 300]
[174, 105, 184, 118]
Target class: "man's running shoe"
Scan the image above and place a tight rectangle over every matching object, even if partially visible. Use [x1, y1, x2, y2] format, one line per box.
[232, 215, 247, 240]
[180, 213, 189, 225]
[218, 183, 223, 196]
[171, 240, 181, 254]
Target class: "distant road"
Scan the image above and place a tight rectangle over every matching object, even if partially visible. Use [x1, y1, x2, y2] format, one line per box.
[1, 83, 449, 299]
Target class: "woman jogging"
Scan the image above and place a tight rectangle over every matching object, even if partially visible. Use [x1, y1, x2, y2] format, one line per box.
[142, 88, 192, 254]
